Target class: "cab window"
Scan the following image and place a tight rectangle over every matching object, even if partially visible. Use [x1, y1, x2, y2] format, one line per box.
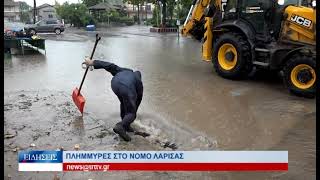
[279, 0, 300, 6]
[225, 0, 237, 13]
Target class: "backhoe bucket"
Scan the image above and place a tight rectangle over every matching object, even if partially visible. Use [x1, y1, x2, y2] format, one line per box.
[72, 88, 85, 114]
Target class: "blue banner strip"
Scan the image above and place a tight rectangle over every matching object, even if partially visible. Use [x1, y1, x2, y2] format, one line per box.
[19, 151, 63, 163]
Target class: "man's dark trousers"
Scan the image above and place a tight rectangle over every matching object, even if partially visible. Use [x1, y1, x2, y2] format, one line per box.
[112, 83, 142, 129]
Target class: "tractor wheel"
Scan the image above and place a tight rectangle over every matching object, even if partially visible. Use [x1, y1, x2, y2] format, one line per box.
[213, 32, 252, 79]
[283, 54, 316, 98]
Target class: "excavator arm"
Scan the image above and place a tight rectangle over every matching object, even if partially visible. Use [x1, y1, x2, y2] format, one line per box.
[181, 0, 222, 40]
[181, 0, 223, 61]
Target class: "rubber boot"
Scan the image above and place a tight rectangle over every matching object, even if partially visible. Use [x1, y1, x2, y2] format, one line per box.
[113, 123, 131, 141]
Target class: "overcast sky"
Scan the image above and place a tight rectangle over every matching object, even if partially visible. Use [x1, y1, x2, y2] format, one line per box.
[21, 0, 81, 7]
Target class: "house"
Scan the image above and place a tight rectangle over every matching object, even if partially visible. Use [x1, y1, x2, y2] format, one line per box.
[88, 0, 125, 15]
[124, 3, 154, 20]
[88, 2, 122, 14]
[30, 3, 58, 22]
[4, 0, 20, 22]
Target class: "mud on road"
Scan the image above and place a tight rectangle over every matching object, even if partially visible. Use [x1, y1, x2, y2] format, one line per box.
[4, 90, 218, 180]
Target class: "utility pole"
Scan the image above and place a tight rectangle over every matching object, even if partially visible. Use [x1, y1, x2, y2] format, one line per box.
[176, 0, 180, 39]
[159, 1, 162, 26]
[156, 3, 159, 27]
[145, 3, 147, 22]
[33, 0, 36, 24]
[156, 0, 167, 27]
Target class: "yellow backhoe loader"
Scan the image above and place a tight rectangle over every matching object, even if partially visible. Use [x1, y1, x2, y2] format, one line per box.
[181, 0, 316, 97]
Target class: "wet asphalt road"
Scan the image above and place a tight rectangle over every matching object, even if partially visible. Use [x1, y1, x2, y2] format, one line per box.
[4, 25, 316, 179]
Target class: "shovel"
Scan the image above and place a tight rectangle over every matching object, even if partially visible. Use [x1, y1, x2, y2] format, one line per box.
[72, 34, 101, 114]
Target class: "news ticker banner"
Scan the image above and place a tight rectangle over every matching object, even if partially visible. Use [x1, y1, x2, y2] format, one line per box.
[18, 151, 288, 171]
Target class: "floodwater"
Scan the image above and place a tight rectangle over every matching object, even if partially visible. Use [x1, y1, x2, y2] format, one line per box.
[4, 26, 316, 179]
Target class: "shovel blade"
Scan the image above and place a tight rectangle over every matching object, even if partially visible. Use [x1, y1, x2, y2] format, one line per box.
[72, 88, 85, 114]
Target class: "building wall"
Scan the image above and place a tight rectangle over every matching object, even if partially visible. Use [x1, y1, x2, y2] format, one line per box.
[4, 0, 20, 22]
[29, 5, 58, 22]
[38, 6, 57, 20]
[127, 11, 153, 19]
[125, 3, 154, 20]
[4, 5, 19, 12]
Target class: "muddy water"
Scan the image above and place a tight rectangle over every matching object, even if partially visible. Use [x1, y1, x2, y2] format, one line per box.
[4, 26, 316, 179]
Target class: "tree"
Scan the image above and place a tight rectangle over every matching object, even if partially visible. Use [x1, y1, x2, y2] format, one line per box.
[160, 0, 166, 26]
[54, 0, 60, 8]
[167, 0, 175, 20]
[20, 1, 31, 11]
[148, 0, 191, 27]
[151, 2, 160, 26]
[124, 0, 145, 24]
[19, 1, 31, 23]
[149, 0, 173, 27]
[56, 3, 95, 27]
[178, 0, 192, 21]
[82, 0, 102, 7]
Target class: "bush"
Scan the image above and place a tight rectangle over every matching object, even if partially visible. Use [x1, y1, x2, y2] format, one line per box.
[151, 6, 160, 27]
[56, 3, 94, 27]
[119, 16, 134, 26]
[96, 11, 108, 22]
[83, 14, 96, 26]
[166, 19, 178, 28]
[145, 19, 152, 26]
[109, 10, 120, 22]
[93, 10, 133, 26]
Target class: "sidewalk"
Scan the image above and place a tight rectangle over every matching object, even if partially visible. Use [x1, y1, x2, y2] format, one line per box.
[65, 25, 180, 38]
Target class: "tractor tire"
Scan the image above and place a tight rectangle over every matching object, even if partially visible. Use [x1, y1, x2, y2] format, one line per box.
[213, 32, 252, 79]
[283, 54, 316, 98]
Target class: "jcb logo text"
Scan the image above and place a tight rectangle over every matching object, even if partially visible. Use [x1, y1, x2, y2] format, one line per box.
[290, 15, 312, 28]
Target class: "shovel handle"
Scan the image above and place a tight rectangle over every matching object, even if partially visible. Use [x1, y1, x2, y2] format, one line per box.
[78, 34, 101, 94]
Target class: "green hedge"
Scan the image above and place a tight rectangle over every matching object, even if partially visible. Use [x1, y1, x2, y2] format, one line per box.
[146, 18, 156, 26]
[93, 10, 134, 26]
[166, 19, 178, 28]
[118, 17, 134, 26]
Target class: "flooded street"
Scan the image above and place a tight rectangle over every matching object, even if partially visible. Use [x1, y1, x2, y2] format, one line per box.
[4, 26, 316, 180]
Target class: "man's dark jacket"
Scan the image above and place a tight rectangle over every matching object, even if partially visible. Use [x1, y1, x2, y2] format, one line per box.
[93, 60, 143, 107]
